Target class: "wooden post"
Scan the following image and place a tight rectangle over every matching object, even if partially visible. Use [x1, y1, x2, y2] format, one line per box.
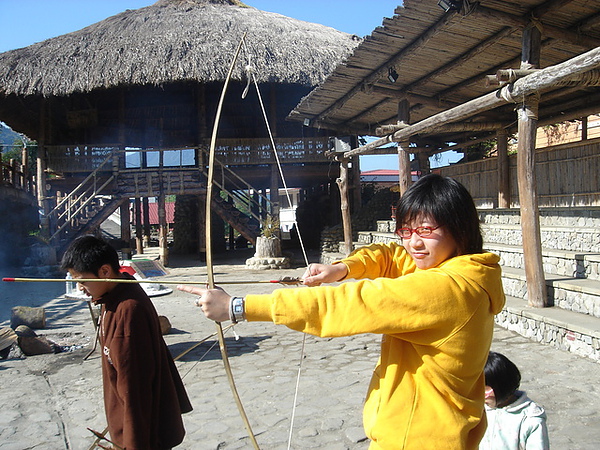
[134, 197, 143, 254]
[120, 200, 132, 260]
[517, 23, 547, 308]
[118, 91, 126, 144]
[270, 164, 280, 238]
[497, 129, 510, 208]
[198, 194, 206, 259]
[336, 158, 353, 255]
[351, 155, 361, 213]
[416, 151, 430, 175]
[21, 145, 28, 189]
[142, 197, 151, 248]
[158, 193, 169, 266]
[37, 99, 50, 238]
[397, 99, 412, 194]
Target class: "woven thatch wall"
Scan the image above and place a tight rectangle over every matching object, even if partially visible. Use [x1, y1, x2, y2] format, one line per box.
[440, 138, 600, 208]
[0, 0, 360, 97]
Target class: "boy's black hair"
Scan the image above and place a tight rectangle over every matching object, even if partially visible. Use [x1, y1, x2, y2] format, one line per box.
[60, 235, 121, 275]
[395, 174, 483, 255]
[484, 351, 521, 405]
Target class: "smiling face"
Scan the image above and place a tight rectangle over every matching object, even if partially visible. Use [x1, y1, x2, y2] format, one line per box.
[401, 216, 458, 270]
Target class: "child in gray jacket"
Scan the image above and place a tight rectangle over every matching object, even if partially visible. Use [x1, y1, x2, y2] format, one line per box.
[480, 351, 549, 450]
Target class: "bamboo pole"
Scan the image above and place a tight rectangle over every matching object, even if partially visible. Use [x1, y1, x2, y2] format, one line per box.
[2, 277, 301, 286]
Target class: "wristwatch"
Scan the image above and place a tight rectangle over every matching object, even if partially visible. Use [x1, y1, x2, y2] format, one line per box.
[230, 296, 245, 323]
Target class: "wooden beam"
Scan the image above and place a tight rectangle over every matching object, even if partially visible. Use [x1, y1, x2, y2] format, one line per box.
[375, 121, 410, 136]
[400, 26, 517, 94]
[310, 9, 461, 124]
[473, 5, 600, 48]
[367, 85, 459, 109]
[343, 46, 600, 158]
[530, 0, 578, 17]
[428, 6, 600, 116]
[378, 121, 504, 136]
[366, 2, 588, 126]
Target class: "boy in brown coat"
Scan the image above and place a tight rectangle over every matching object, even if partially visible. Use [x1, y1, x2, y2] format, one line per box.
[62, 235, 192, 449]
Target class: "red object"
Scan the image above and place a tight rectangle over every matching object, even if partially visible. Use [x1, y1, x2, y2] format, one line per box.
[120, 266, 136, 276]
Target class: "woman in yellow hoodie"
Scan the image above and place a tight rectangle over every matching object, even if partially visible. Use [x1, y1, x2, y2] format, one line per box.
[179, 174, 506, 449]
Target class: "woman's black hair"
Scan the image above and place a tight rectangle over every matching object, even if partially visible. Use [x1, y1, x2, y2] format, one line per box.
[60, 235, 121, 275]
[395, 173, 483, 255]
[484, 351, 521, 405]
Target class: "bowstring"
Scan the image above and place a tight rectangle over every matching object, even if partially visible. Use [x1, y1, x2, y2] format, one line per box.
[242, 41, 310, 450]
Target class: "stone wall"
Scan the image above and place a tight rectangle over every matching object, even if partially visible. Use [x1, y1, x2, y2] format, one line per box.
[496, 301, 600, 363]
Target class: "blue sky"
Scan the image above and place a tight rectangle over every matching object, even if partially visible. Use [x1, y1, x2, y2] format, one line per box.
[0, 0, 461, 169]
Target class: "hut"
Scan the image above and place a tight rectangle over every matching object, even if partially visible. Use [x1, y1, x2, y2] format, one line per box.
[0, 0, 361, 261]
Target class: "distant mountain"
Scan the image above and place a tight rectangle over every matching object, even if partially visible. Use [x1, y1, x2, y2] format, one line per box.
[1, 122, 30, 151]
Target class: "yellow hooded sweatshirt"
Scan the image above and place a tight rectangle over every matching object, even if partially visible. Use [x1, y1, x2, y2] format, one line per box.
[245, 242, 506, 449]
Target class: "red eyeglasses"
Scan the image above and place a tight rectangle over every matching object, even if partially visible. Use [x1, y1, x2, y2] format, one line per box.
[395, 226, 440, 239]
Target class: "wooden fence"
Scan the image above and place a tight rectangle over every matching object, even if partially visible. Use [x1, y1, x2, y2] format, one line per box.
[440, 137, 600, 208]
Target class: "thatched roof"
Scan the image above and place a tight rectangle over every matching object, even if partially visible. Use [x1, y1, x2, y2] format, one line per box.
[0, 0, 360, 97]
[289, 0, 600, 147]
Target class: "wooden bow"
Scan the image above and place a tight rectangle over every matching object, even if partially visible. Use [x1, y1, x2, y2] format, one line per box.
[205, 32, 260, 449]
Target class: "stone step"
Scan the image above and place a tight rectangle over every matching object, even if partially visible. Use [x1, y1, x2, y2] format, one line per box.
[481, 222, 600, 253]
[497, 295, 600, 362]
[479, 207, 600, 228]
[485, 241, 600, 281]
[501, 266, 600, 318]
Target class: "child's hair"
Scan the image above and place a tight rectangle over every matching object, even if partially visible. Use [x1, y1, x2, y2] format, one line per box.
[60, 235, 121, 275]
[484, 351, 521, 405]
[395, 174, 483, 255]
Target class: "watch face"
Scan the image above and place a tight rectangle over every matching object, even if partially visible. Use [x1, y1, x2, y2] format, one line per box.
[234, 304, 243, 314]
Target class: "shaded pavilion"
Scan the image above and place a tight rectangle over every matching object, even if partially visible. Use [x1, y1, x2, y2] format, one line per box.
[288, 0, 600, 307]
[0, 0, 360, 260]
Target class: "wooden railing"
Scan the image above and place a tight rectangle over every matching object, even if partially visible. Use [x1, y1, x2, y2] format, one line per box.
[44, 137, 332, 174]
[46, 154, 115, 244]
[42, 141, 290, 245]
[1, 158, 35, 194]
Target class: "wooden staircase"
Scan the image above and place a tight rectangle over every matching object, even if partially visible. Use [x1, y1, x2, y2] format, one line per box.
[45, 149, 273, 252]
[323, 208, 600, 363]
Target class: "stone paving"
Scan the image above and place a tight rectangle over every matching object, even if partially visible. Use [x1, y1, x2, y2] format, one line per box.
[1, 250, 599, 449]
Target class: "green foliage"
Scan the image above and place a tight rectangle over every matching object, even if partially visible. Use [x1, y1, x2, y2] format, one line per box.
[463, 138, 497, 162]
[261, 214, 280, 238]
[1, 136, 38, 173]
